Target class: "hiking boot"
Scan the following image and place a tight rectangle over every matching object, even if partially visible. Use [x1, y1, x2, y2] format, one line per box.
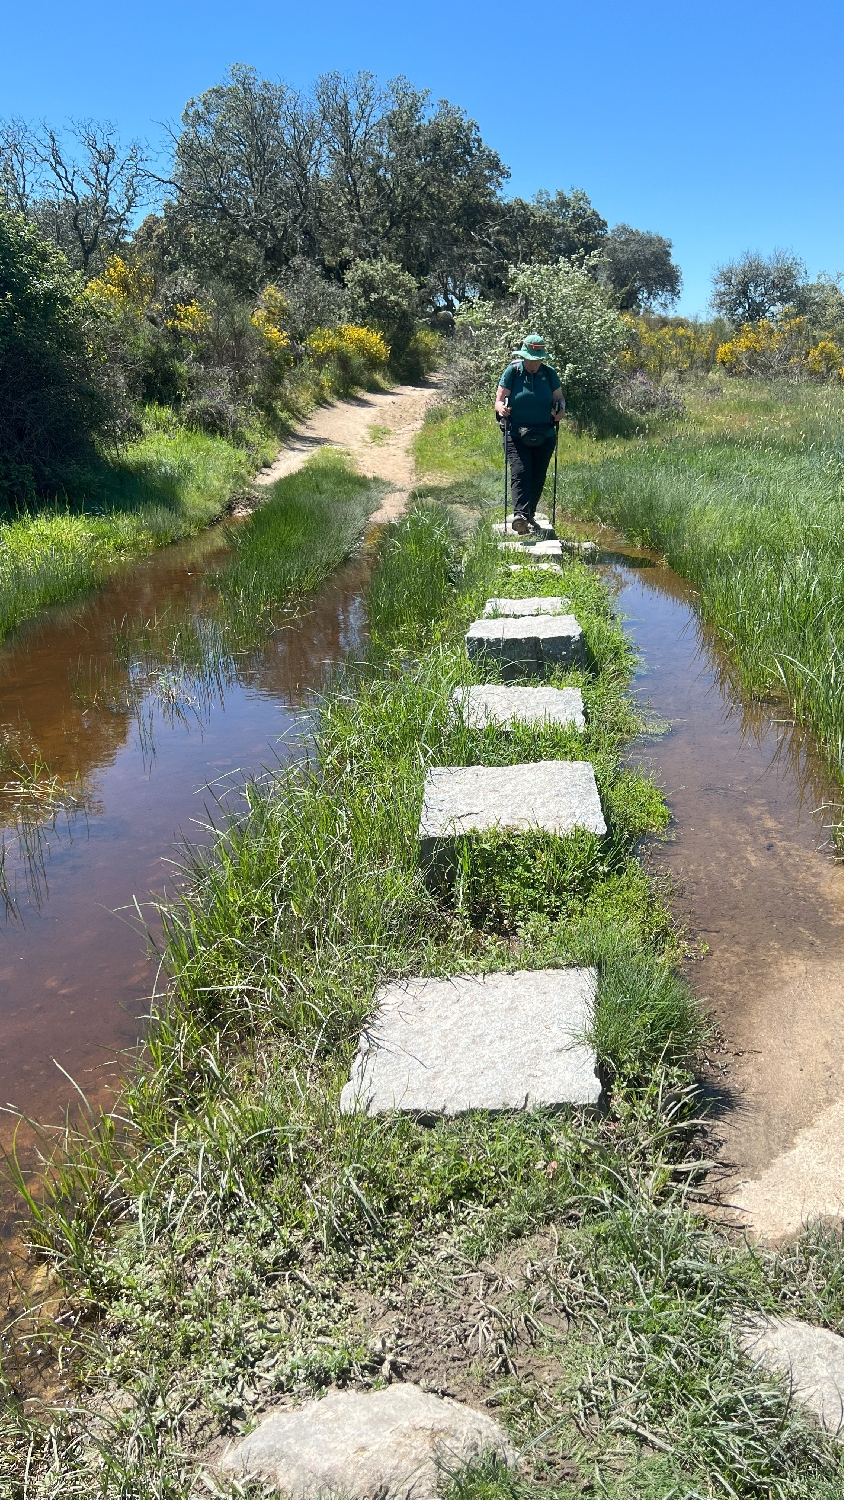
[511, 516, 529, 535]
[527, 518, 544, 535]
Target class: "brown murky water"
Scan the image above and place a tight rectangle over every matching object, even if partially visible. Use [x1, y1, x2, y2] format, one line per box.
[0, 528, 370, 1152]
[596, 533, 844, 1208]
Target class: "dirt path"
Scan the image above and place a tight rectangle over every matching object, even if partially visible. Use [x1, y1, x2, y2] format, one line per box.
[254, 377, 442, 522]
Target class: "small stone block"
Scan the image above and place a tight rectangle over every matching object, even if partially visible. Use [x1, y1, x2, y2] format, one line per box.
[340, 968, 601, 1115]
[218, 1384, 517, 1499]
[451, 684, 585, 731]
[737, 1316, 844, 1438]
[483, 595, 571, 617]
[419, 760, 606, 857]
[465, 613, 584, 675]
[526, 540, 564, 560]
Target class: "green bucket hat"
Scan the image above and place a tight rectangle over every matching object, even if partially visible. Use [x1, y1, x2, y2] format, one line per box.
[517, 333, 548, 361]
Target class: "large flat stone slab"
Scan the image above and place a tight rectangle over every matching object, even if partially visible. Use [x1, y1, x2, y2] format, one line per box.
[737, 1316, 844, 1437]
[483, 595, 571, 617]
[466, 614, 584, 675]
[219, 1383, 517, 1498]
[451, 684, 585, 731]
[419, 760, 606, 859]
[507, 562, 560, 573]
[340, 968, 601, 1115]
[498, 538, 564, 562]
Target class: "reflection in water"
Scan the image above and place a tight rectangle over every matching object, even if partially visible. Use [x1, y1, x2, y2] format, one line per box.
[0, 524, 372, 1145]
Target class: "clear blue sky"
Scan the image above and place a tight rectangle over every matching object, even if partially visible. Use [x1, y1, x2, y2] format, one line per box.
[2, 0, 841, 315]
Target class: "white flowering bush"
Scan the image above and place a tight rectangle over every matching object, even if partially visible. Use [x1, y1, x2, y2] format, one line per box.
[452, 258, 626, 421]
[509, 258, 627, 418]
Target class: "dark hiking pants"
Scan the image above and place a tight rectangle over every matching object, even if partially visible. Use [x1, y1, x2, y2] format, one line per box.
[506, 433, 556, 521]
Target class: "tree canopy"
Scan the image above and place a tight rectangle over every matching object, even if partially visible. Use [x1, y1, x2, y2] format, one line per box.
[711, 250, 807, 326]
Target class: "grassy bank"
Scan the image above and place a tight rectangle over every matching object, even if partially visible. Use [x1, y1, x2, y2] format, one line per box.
[0, 406, 277, 643]
[420, 382, 844, 789]
[0, 345, 397, 645]
[4, 472, 844, 1494]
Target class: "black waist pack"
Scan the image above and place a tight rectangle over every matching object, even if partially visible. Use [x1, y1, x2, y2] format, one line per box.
[515, 425, 552, 447]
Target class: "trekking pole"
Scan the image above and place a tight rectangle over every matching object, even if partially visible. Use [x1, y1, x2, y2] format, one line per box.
[502, 419, 509, 531]
[552, 424, 559, 530]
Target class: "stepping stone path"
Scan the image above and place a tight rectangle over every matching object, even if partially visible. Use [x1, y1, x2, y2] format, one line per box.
[482, 595, 571, 617]
[466, 613, 584, 675]
[737, 1315, 844, 1437]
[499, 538, 564, 562]
[218, 1383, 517, 1499]
[508, 562, 560, 573]
[419, 759, 605, 861]
[451, 683, 585, 730]
[493, 513, 556, 540]
[341, 968, 601, 1115]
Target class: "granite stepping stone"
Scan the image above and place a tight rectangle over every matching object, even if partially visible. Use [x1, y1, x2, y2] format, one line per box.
[498, 538, 564, 561]
[340, 968, 601, 1115]
[218, 1383, 517, 1499]
[507, 562, 560, 573]
[466, 613, 584, 676]
[451, 684, 585, 731]
[737, 1315, 844, 1437]
[482, 595, 571, 617]
[493, 513, 556, 540]
[419, 759, 606, 863]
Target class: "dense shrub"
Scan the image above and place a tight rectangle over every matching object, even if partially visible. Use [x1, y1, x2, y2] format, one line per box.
[0, 207, 122, 504]
[344, 258, 419, 360]
[452, 259, 626, 423]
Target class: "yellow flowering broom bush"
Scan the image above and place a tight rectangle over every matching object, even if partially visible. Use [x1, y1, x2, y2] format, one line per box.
[306, 324, 389, 369]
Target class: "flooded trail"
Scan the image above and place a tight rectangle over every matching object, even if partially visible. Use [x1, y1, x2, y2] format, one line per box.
[597, 536, 844, 1240]
[0, 529, 371, 1142]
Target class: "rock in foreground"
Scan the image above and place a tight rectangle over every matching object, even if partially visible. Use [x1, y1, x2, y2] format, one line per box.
[218, 1383, 517, 1499]
[737, 1315, 844, 1436]
[340, 967, 601, 1115]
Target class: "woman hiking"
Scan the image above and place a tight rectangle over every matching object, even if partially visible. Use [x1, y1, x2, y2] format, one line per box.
[495, 334, 565, 534]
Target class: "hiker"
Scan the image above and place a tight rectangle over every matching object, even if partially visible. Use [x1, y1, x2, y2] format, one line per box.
[495, 335, 565, 535]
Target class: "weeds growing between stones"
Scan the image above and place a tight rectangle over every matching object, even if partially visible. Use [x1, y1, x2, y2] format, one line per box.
[2, 499, 843, 1498]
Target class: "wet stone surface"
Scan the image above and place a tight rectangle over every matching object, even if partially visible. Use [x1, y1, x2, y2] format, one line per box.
[218, 1383, 517, 1499]
[737, 1316, 844, 1437]
[482, 595, 571, 617]
[451, 684, 584, 731]
[419, 760, 606, 860]
[340, 968, 601, 1115]
[465, 614, 584, 676]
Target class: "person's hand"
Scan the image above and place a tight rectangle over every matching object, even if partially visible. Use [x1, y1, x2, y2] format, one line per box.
[497, 402, 511, 418]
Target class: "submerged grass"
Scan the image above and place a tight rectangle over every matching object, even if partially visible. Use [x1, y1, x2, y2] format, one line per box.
[2, 481, 844, 1495]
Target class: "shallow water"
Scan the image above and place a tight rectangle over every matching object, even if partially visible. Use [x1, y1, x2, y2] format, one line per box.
[592, 531, 844, 1184]
[0, 527, 371, 1144]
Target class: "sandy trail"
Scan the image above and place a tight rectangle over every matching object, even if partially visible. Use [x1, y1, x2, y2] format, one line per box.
[253, 377, 442, 522]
